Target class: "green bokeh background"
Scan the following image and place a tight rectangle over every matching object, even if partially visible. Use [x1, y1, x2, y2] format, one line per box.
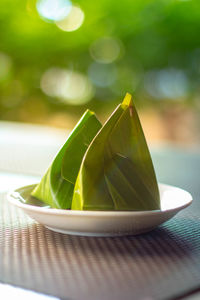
[0, 0, 200, 144]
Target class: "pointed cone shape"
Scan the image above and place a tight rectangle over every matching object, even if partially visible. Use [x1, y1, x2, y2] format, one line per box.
[72, 93, 160, 211]
[31, 110, 102, 209]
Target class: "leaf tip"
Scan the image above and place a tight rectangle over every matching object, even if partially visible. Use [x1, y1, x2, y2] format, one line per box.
[84, 109, 95, 116]
[122, 93, 133, 106]
[122, 93, 133, 116]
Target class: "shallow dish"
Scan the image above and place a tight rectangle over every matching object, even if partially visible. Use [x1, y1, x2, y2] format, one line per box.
[7, 183, 192, 236]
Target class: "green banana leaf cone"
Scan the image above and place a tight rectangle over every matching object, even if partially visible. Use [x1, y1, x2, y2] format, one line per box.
[31, 110, 102, 209]
[72, 93, 160, 211]
[32, 93, 160, 211]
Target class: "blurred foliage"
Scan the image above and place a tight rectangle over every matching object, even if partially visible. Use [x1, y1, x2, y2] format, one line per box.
[0, 0, 200, 143]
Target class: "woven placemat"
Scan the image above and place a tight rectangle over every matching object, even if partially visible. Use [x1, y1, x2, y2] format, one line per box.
[0, 184, 200, 300]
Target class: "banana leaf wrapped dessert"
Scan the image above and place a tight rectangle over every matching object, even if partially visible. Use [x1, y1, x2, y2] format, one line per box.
[31, 93, 160, 211]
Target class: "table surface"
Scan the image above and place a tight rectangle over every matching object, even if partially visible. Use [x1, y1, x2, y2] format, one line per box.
[0, 121, 200, 300]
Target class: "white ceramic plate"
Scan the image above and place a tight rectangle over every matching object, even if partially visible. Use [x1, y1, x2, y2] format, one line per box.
[8, 183, 192, 237]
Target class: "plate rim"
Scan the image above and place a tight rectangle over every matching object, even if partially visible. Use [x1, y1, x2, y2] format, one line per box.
[7, 183, 193, 217]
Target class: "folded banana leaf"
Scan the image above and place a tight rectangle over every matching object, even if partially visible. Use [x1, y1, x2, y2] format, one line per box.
[31, 110, 102, 209]
[72, 93, 160, 211]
